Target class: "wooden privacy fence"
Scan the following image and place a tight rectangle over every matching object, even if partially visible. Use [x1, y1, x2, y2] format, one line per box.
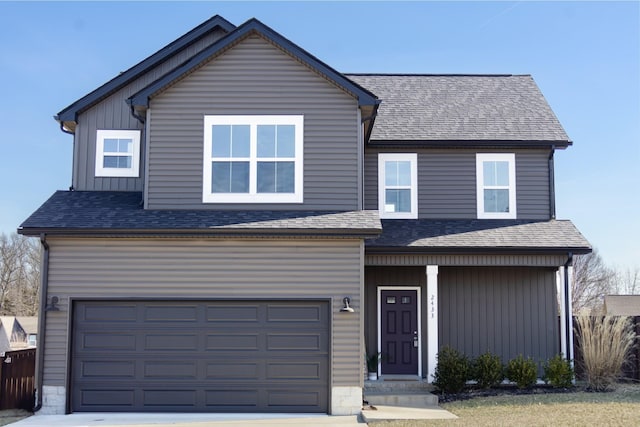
[573, 316, 640, 382]
[0, 348, 35, 410]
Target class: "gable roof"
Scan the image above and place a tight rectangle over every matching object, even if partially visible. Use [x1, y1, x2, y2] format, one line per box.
[55, 15, 236, 124]
[604, 295, 640, 316]
[15, 317, 38, 335]
[17, 191, 382, 238]
[347, 74, 571, 147]
[128, 18, 379, 109]
[367, 219, 591, 254]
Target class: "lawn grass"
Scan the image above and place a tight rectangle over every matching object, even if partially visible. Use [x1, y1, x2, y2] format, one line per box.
[374, 384, 640, 426]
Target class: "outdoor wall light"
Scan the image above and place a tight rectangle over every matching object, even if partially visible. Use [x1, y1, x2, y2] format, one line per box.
[45, 296, 60, 312]
[340, 296, 355, 313]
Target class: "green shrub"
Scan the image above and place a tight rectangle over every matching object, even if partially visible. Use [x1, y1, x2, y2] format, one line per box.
[575, 316, 636, 391]
[472, 352, 504, 389]
[432, 346, 471, 394]
[543, 354, 574, 388]
[506, 355, 537, 389]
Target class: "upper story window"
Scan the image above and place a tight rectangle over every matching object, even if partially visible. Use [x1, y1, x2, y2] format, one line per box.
[378, 153, 418, 219]
[28, 334, 36, 347]
[95, 130, 141, 177]
[203, 115, 304, 203]
[476, 153, 517, 219]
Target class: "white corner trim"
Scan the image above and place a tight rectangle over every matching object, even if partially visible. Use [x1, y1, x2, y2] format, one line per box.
[377, 286, 422, 378]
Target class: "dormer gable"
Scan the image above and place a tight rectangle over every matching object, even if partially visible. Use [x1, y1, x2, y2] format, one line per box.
[127, 18, 379, 114]
[55, 14, 236, 132]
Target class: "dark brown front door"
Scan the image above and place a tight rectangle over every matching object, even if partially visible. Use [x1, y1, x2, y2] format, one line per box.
[380, 289, 419, 375]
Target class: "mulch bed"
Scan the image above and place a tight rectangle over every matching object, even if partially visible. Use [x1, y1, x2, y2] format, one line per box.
[436, 384, 580, 403]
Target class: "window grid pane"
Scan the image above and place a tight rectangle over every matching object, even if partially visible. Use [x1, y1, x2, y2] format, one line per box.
[385, 189, 411, 213]
[484, 189, 509, 212]
[212, 161, 250, 193]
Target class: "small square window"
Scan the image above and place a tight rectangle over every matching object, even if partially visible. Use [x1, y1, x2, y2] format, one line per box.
[386, 296, 396, 304]
[95, 130, 141, 178]
[401, 296, 411, 304]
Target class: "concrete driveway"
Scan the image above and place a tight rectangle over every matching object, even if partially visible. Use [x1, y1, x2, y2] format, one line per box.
[7, 412, 363, 427]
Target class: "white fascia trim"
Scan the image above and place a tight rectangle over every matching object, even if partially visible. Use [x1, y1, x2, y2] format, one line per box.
[378, 153, 418, 219]
[95, 129, 141, 178]
[202, 115, 304, 204]
[476, 152, 517, 219]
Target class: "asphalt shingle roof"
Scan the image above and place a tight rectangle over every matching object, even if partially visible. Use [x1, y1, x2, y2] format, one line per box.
[367, 219, 591, 253]
[347, 74, 570, 143]
[18, 191, 382, 237]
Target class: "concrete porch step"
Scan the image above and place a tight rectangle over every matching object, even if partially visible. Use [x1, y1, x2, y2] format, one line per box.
[364, 379, 435, 393]
[364, 391, 439, 408]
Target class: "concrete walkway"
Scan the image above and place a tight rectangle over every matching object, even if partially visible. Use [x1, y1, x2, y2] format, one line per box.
[361, 405, 458, 423]
[6, 413, 363, 427]
[7, 405, 457, 426]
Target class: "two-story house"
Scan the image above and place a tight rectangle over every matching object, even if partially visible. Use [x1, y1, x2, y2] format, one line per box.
[19, 15, 590, 416]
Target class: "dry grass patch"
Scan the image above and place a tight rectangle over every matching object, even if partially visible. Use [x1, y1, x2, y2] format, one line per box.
[0, 409, 31, 426]
[373, 384, 640, 426]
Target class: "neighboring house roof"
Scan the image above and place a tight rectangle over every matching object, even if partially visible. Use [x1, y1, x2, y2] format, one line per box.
[17, 191, 382, 238]
[15, 317, 38, 335]
[128, 18, 379, 109]
[55, 15, 236, 124]
[366, 219, 590, 254]
[347, 74, 571, 146]
[604, 295, 640, 316]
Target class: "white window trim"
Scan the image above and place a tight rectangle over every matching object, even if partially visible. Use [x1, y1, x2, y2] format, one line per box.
[95, 129, 141, 178]
[476, 153, 517, 219]
[378, 153, 418, 219]
[202, 115, 304, 204]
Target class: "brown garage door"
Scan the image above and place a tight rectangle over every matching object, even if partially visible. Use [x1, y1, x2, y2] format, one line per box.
[71, 300, 329, 412]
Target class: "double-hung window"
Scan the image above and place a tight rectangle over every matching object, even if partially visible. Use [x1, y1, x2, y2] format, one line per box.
[203, 115, 303, 203]
[95, 130, 141, 177]
[476, 153, 516, 219]
[378, 153, 418, 219]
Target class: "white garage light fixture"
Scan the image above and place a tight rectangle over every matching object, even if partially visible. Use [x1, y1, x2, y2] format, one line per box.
[340, 297, 355, 313]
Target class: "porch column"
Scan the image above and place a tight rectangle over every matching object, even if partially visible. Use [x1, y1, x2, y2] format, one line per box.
[557, 265, 575, 364]
[566, 265, 575, 365]
[426, 265, 438, 382]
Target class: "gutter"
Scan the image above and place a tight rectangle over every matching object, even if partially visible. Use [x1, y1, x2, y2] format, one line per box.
[549, 146, 556, 219]
[33, 234, 50, 412]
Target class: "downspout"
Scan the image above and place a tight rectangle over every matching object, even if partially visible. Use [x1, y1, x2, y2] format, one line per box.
[130, 105, 146, 125]
[548, 146, 556, 219]
[33, 234, 50, 412]
[58, 121, 76, 191]
[563, 252, 573, 363]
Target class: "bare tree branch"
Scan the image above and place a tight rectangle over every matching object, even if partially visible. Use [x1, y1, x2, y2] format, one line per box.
[572, 249, 615, 314]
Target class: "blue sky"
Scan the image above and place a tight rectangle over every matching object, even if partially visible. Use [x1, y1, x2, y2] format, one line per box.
[1, 1, 638, 270]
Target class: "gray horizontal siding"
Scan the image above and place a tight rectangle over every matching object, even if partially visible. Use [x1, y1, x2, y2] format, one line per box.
[73, 28, 227, 191]
[364, 148, 551, 220]
[439, 267, 559, 373]
[146, 35, 359, 210]
[44, 238, 364, 388]
[365, 254, 567, 267]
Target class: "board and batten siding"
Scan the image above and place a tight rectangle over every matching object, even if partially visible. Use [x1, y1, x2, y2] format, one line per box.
[146, 34, 359, 210]
[72, 28, 228, 191]
[439, 267, 559, 371]
[364, 148, 551, 220]
[43, 238, 364, 388]
[365, 266, 559, 378]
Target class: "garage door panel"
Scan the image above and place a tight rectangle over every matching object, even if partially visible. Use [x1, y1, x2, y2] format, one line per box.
[81, 305, 138, 322]
[144, 305, 199, 322]
[206, 333, 259, 350]
[71, 300, 329, 413]
[206, 305, 260, 322]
